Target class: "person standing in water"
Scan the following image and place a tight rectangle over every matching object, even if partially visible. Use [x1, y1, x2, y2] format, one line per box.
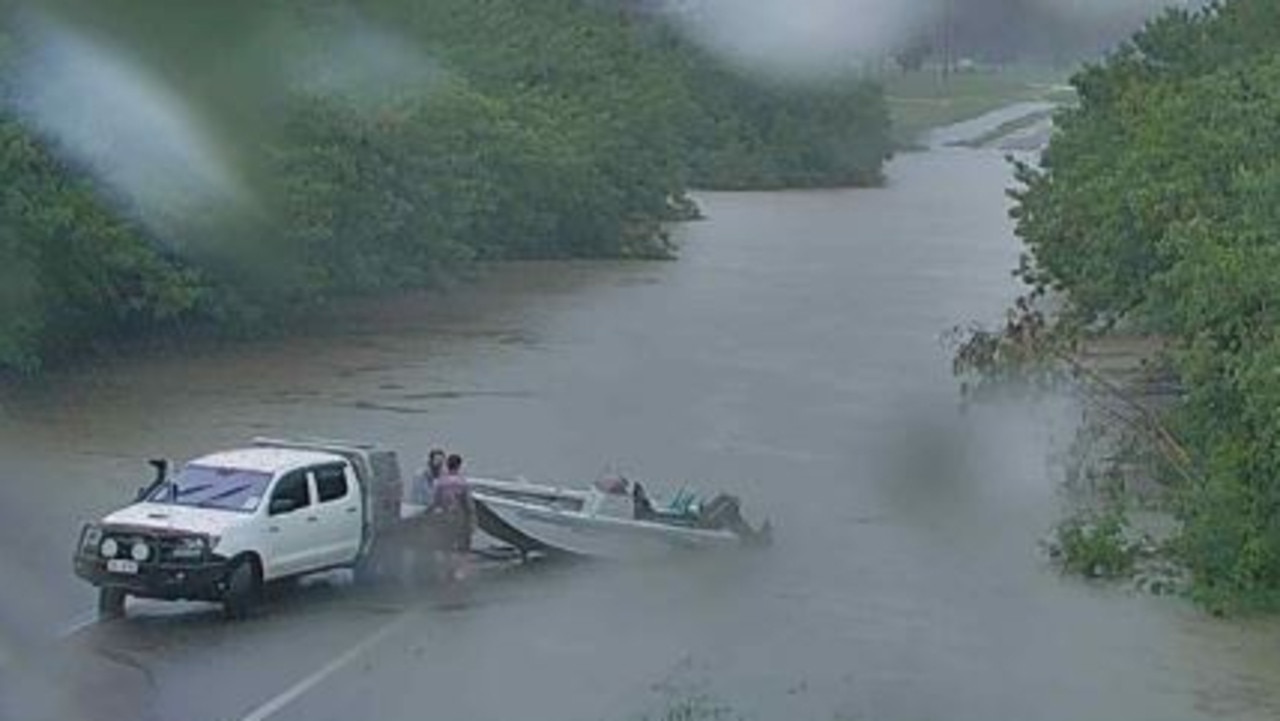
[428, 453, 474, 581]
[404, 449, 446, 583]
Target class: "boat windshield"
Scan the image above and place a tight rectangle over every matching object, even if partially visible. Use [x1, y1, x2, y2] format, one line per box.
[148, 464, 273, 513]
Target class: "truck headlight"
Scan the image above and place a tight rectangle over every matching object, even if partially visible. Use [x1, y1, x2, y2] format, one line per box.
[131, 542, 152, 562]
[100, 538, 119, 558]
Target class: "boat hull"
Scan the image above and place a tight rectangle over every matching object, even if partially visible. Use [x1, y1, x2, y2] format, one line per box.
[472, 492, 739, 561]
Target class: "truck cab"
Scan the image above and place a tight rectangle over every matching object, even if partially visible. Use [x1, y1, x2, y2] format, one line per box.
[74, 438, 404, 619]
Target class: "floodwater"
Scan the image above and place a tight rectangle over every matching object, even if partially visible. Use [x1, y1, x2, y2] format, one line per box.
[4, 113, 1280, 721]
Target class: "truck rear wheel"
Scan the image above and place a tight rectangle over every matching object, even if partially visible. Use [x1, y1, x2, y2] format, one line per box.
[97, 587, 127, 619]
[223, 558, 262, 620]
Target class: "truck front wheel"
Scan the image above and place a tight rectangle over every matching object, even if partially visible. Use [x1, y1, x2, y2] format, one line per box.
[223, 558, 262, 620]
[97, 587, 127, 619]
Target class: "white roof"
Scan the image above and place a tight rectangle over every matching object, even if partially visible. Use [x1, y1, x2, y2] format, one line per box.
[187, 447, 344, 475]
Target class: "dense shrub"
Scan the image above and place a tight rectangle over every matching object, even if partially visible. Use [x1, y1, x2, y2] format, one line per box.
[1010, 0, 1280, 609]
[0, 0, 890, 373]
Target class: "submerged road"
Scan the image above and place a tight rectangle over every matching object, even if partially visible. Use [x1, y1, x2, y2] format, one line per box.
[4, 110, 1280, 721]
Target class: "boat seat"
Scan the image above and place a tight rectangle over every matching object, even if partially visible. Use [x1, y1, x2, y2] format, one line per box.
[633, 482, 698, 526]
[667, 488, 699, 515]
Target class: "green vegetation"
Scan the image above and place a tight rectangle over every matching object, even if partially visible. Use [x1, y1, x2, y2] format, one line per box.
[0, 120, 208, 372]
[882, 66, 1071, 148]
[683, 66, 889, 189]
[1051, 510, 1140, 579]
[959, 0, 1280, 612]
[0, 0, 890, 375]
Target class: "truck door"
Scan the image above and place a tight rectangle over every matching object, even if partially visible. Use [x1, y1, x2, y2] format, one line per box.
[265, 469, 317, 578]
[310, 463, 362, 567]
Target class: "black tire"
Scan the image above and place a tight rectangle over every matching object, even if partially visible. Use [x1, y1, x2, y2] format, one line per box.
[222, 558, 262, 621]
[97, 587, 127, 619]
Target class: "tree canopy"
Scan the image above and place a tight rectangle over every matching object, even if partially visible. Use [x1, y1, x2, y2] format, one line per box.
[0, 0, 890, 374]
[1009, 0, 1280, 609]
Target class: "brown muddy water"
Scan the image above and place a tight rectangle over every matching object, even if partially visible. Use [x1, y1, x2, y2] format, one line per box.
[3, 124, 1280, 721]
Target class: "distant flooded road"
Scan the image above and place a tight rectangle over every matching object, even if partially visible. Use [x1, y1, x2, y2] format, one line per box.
[4, 115, 1280, 721]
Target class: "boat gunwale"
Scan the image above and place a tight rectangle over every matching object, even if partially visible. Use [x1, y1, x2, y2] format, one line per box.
[472, 490, 740, 543]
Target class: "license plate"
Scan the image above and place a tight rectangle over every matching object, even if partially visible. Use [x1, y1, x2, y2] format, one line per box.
[106, 559, 139, 575]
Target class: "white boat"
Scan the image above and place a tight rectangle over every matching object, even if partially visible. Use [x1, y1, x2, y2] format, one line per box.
[467, 476, 768, 561]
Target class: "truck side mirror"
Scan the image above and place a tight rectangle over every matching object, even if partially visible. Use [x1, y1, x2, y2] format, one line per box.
[136, 486, 151, 502]
[269, 498, 297, 516]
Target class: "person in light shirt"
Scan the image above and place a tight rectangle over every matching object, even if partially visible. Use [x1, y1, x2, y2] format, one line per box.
[428, 453, 474, 581]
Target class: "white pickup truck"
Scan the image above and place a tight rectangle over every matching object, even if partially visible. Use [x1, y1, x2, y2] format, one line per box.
[73, 438, 416, 619]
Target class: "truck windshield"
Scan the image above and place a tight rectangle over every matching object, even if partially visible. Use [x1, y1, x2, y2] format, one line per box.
[149, 465, 273, 513]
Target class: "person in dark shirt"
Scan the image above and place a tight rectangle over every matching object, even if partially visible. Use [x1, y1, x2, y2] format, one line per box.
[409, 448, 446, 506]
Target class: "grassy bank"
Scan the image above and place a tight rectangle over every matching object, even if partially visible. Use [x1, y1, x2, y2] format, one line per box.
[882, 66, 1072, 148]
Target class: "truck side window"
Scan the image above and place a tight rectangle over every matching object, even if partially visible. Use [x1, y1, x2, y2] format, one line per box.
[314, 464, 348, 504]
[270, 470, 311, 515]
